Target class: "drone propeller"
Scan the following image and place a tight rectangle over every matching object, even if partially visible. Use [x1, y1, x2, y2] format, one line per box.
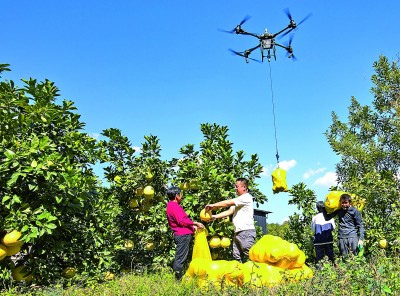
[284, 35, 297, 61]
[280, 8, 312, 38]
[218, 15, 251, 34]
[297, 13, 312, 27]
[284, 8, 293, 22]
[228, 48, 262, 63]
[238, 15, 251, 27]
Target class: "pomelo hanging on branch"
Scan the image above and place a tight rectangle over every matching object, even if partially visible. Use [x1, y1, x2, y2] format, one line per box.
[2, 230, 22, 246]
[62, 267, 77, 279]
[143, 185, 155, 199]
[220, 237, 231, 248]
[209, 236, 221, 249]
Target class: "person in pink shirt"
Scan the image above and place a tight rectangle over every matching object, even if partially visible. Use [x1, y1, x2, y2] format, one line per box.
[166, 186, 204, 280]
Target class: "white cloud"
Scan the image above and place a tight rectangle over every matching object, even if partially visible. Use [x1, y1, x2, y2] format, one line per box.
[90, 133, 100, 140]
[303, 168, 326, 179]
[313, 171, 337, 188]
[281, 217, 290, 224]
[132, 146, 142, 153]
[260, 161, 295, 178]
[278, 160, 296, 171]
[260, 167, 269, 177]
[260, 165, 274, 177]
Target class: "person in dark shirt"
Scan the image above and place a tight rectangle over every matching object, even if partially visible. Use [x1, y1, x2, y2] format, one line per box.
[311, 201, 336, 263]
[332, 193, 364, 258]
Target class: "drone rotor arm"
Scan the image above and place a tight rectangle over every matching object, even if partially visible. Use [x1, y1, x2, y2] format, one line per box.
[274, 42, 289, 50]
[244, 31, 262, 39]
[236, 29, 259, 37]
[275, 26, 294, 39]
[247, 44, 262, 53]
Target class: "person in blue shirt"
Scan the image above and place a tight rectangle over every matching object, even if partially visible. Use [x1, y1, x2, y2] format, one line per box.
[311, 201, 336, 263]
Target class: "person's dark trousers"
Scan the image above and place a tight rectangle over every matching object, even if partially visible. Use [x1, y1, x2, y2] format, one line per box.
[338, 237, 358, 257]
[315, 243, 334, 263]
[173, 234, 192, 280]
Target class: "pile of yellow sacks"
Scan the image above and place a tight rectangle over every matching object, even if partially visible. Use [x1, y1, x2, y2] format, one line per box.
[324, 191, 366, 213]
[184, 233, 312, 290]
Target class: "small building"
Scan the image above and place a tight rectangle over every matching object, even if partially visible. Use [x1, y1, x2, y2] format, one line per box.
[253, 209, 272, 235]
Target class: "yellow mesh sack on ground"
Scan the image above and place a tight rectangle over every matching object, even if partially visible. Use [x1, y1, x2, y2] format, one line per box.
[271, 168, 288, 194]
[192, 228, 211, 260]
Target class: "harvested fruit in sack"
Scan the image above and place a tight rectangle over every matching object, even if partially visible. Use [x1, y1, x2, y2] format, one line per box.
[325, 191, 366, 213]
[192, 228, 212, 260]
[324, 191, 345, 213]
[271, 168, 288, 193]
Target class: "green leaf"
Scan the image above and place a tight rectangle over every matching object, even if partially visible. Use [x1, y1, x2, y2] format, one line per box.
[46, 223, 57, 230]
[31, 159, 38, 168]
[29, 228, 38, 239]
[7, 172, 20, 186]
[28, 184, 37, 191]
[47, 216, 57, 222]
[2, 195, 11, 202]
[31, 136, 40, 148]
[4, 149, 15, 159]
[12, 195, 21, 203]
[37, 212, 49, 220]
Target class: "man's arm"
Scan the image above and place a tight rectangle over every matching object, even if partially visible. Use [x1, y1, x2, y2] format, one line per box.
[322, 207, 337, 220]
[206, 199, 235, 211]
[354, 208, 364, 240]
[205, 200, 235, 220]
[213, 207, 234, 220]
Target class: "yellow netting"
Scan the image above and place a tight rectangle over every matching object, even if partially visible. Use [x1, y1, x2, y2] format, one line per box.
[271, 168, 288, 194]
[192, 228, 211, 260]
[185, 234, 313, 290]
[325, 191, 366, 213]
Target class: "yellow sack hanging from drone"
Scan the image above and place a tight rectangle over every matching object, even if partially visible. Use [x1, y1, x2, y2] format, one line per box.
[271, 168, 288, 194]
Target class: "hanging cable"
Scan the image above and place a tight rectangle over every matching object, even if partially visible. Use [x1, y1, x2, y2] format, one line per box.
[267, 61, 280, 166]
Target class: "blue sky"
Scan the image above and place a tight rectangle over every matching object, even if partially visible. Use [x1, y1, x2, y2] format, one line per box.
[2, 1, 399, 223]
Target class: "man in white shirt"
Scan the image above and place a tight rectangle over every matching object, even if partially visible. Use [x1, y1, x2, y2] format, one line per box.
[205, 178, 256, 263]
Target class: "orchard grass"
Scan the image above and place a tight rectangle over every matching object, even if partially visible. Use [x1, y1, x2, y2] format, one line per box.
[3, 253, 400, 296]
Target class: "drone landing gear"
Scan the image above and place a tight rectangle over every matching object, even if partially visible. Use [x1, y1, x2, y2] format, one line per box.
[261, 48, 276, 62]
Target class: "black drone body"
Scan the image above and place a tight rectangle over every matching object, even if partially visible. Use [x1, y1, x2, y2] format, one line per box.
[221, 9, 311, 63]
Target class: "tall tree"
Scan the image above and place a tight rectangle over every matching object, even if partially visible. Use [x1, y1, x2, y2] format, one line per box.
[325, 55, 400, 254]
[0, 67, 120, 286]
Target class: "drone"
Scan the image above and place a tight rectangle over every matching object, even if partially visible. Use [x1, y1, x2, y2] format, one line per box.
[220, 9, 311, 63]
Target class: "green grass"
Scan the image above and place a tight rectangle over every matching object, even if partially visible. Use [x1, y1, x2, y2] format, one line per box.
[3, 254, 400, 296]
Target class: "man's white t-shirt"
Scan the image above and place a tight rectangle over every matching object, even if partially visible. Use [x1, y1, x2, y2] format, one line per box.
[230, 192, 255, 233]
